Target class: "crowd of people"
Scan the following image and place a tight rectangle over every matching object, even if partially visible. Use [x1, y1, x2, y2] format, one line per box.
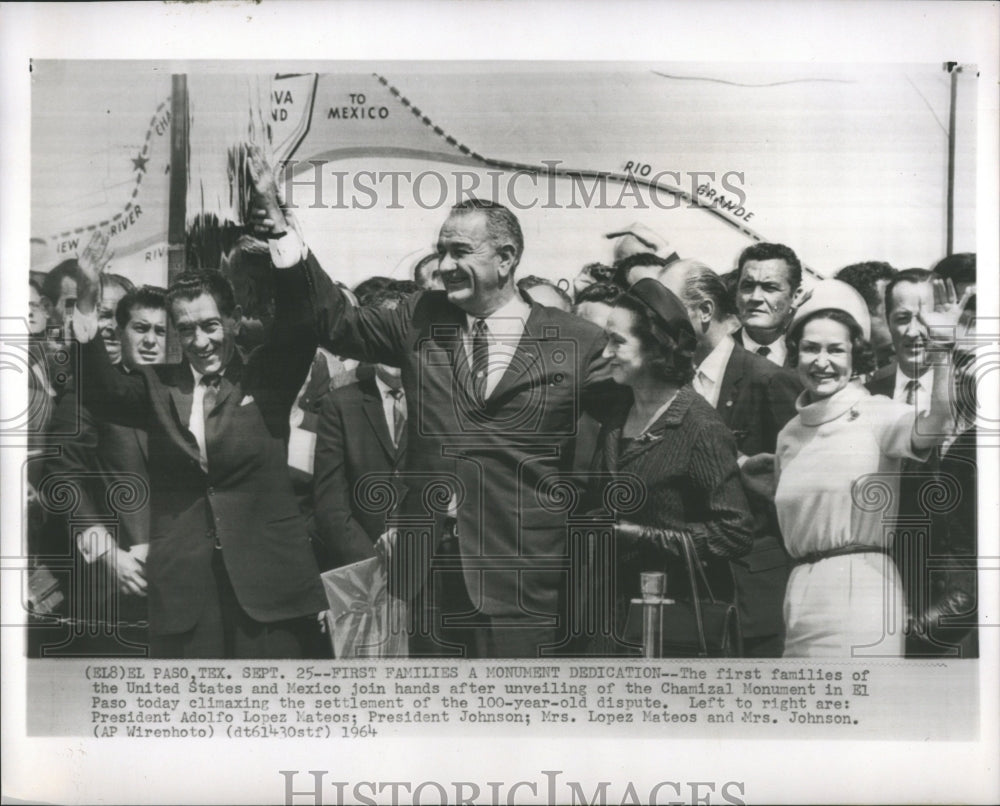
[25, 149, 980, 660]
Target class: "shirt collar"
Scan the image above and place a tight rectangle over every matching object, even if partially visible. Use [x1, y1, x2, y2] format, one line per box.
[465, 293, 531, 339]
[741, 329, 787, 363]
[894, 366, 934, 397]
[696, 335, 735, 385]
[374, 373, 402, 398]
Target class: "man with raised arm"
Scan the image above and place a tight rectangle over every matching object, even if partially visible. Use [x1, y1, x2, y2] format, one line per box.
[71, 151, 327, 659]
[257, 192, 623, 658]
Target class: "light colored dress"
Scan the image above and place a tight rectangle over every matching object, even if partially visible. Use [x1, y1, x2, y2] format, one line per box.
[775, 382, 924, 658]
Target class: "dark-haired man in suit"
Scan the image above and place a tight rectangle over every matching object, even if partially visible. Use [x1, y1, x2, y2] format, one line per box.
[72, 177, 328, 657]
[733, 242, 804, 368]
[867, 268, 977, 657]
[662, 259, 800, 656]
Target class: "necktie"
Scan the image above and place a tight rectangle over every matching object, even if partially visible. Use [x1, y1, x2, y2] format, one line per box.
[202, 374, 221, 429]
[471, 318, 490, 404]
[904, 379, 919, 406]
[194, 373, 221, 473]
[756, 345, 771, 359]
[388, 387, 406, 447]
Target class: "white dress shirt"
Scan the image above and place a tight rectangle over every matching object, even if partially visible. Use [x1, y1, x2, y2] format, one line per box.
[740, 329, 787, 367]
[692, 335, 736, 408]
[462, 294, 531, 400]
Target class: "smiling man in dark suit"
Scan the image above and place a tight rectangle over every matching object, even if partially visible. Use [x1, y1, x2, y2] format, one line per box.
[661, 259, 800, 656]
[72, 210, 328, 658]
[264, 198, 621, 658]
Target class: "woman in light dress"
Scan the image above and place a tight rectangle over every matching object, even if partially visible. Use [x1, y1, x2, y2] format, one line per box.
[768, 279, 963, 657]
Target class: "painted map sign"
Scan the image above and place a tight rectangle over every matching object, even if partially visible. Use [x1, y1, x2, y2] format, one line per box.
[32, 63, 974, 290]
[31, 63, 172, 287]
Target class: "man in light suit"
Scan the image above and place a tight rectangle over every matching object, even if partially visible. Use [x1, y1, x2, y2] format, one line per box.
[73, 229, 327, 658]
[661, 259, 800, 656]
[268, 199, 622, 658]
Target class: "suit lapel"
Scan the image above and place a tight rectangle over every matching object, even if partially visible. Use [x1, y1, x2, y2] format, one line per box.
[167, 363, 195, 433]
[716, 343, 748, 427]
[208, 352, 245, 418]
[165, 364, 202, 464]
[359, 371, 398, 462]
[487, 303, 542, 404]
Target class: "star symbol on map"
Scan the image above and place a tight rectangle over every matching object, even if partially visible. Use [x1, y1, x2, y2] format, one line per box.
[131, 152, 149, 173]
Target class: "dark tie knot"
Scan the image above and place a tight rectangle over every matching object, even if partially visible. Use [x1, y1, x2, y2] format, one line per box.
[201, 373, 222, 390]
[387, 388, 404, 401]
[756, 345, 771, 358]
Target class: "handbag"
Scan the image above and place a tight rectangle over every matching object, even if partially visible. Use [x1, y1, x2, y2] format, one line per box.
[624, 532, 743, 658]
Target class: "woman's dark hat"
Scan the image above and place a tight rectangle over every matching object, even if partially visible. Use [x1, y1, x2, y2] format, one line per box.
[625, 278, 695, 342]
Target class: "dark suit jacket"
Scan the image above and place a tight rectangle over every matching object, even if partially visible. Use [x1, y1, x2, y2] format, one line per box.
[313, 365, 408, 570]
[80, 265, 327, 636]
[715, 342, 800, 639]
[308, 256, 624, 618]
[732, 327, 794, 369]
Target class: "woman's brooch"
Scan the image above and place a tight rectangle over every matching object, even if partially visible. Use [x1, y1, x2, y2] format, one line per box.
[848, 406, 860, 422]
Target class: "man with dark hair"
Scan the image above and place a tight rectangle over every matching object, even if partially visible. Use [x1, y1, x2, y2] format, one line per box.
[260, 195, 622, 658]
[733, 242, 803, 367]
[661, 259, 800, 656]
[71, 157, 327, 658]
[867, 268, 974, 656]
[868, 269, 937, 406]
[835, 261, 897, 368]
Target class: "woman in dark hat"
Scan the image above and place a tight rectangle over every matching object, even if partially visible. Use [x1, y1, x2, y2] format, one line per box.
[590, 278, 753, 654]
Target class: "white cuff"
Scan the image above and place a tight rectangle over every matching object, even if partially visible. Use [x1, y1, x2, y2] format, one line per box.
[71, 307, 100, 343]
[268, 229, 307, 269]
[76, 526, 116, 563]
